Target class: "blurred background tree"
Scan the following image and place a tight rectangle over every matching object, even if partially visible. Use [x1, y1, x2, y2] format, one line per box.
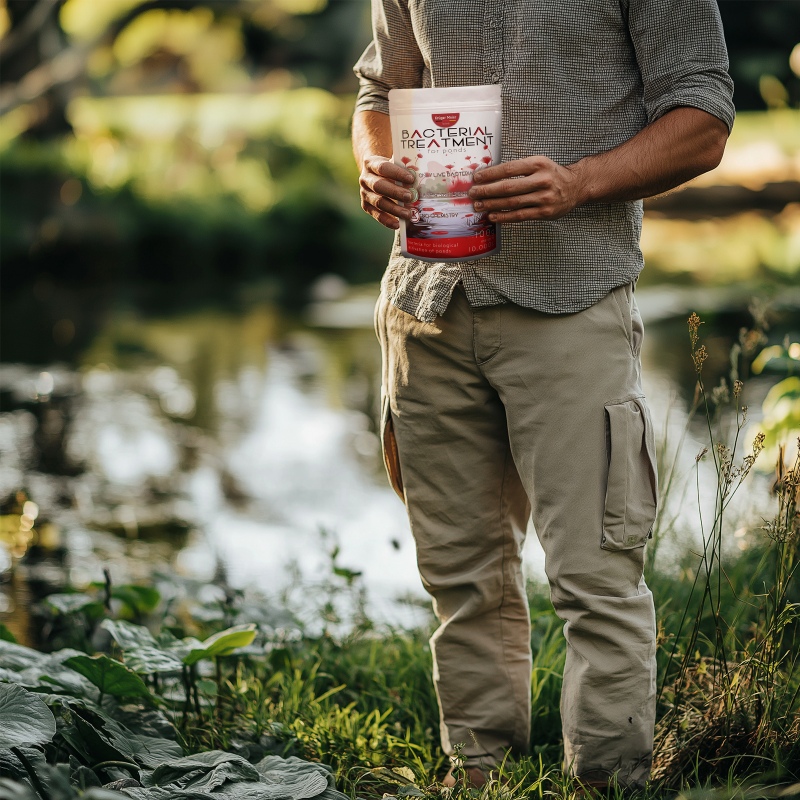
[0, 0, 798, 364]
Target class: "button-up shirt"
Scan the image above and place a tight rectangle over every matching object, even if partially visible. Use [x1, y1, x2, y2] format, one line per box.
[353, 0, 735, 322]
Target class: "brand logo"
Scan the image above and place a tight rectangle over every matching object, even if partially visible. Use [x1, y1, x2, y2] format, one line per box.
[432, 113, 460, 127]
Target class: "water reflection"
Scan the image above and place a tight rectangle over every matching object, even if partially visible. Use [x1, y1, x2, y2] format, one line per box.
[1, 287, 797, 643]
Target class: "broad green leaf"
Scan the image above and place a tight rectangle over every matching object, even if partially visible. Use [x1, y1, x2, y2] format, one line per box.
[0, 777, 40, 800]
[100, 621, 183, 674]
[45, 593, 105, 617]
[67, 703, 181, 769]
[124, 646, 184, 675]
[101, 619, 158, 650]
[0, 640, 45, 672]
[145, 751, 260, 790]
[64, 655, 152, 700]
[0, 625, 17, 644]
[182, 624, 257, 666]
[0, 683, 56, 749]
[99, 584, 161, 617]
[17, 649, 100, 700]
[0, 746, 48, 783]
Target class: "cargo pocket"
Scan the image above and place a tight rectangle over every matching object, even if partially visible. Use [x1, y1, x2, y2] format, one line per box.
[380, 392, 405, 501]
[602, 397, 658, 550]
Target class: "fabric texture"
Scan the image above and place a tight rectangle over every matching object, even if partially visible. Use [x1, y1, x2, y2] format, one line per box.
[374, 283, 659, 788]
[354, 0, 735, 322]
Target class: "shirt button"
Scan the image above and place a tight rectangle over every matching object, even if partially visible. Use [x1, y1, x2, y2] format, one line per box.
[490, 71, 500, 82]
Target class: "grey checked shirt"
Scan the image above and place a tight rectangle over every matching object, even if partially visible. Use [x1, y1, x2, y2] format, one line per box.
[354, 0, 735, 322]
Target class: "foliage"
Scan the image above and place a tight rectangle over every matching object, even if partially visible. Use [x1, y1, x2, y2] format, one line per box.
[651, 311, 799, 788]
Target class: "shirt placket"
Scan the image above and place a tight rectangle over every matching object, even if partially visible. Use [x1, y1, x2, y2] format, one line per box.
[482, 2, 504, 85]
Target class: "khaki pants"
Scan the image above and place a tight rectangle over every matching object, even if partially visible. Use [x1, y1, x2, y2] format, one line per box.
[374, 282, 658, 788]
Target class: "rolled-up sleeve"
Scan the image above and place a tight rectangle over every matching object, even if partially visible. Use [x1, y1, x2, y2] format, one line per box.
[626, 0, 736, 132]
[353, 0, 425, 115]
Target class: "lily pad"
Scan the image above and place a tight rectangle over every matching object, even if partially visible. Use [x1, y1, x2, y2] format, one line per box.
[0, 683, 57, 749]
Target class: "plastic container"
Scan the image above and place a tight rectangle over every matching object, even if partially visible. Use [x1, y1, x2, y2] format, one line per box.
[388, 85, 502, 262]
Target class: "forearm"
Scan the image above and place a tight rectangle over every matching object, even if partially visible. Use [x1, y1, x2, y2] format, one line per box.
[570, 107, 729, 205]
[353, 110, 393, 170]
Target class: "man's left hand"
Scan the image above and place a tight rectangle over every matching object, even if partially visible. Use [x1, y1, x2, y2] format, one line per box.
[468, 156, 584, 223]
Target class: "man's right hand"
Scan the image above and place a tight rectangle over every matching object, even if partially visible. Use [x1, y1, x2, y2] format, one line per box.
[359, 155, 416, 230]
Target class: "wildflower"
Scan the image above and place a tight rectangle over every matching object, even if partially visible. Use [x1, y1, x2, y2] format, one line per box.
[738, 432, 766, 481]
[688, 312, 703, 350]
[695, 447, 708, 462]
[717, 442, 733, 483]
[692, 345, 708, 373]
[733, 380, 744, 398]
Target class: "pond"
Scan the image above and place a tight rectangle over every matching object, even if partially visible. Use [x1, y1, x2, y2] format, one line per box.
[1, 280, 798, 644]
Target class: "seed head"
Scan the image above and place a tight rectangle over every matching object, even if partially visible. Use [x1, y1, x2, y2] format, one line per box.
[692, 345, 708, 373]
[688, 312, 703, 349]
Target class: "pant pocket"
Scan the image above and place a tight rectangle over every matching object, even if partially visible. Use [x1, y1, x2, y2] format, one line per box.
[602, 397, 658, 550]
[380, 392, 405, 501]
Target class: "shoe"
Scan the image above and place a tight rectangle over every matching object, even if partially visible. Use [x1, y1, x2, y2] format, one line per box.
[572, 778, 639, 799]
[441, 765, 491, 789]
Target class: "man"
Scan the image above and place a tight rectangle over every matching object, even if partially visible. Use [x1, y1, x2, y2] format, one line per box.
[352, 0, 734, 792]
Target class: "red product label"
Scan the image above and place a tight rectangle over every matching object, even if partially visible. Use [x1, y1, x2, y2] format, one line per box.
[406, 232, 497, 259]
[431, 113, 460, 127]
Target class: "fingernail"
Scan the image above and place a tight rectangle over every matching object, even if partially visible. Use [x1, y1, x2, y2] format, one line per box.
[488, 213, 496, 221]
[403, 192, 413, 201]
[474, 201, 483, 210]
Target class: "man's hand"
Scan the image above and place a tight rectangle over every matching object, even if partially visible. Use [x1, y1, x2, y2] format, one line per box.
[468, 156, 584, 223]
[467, 108, 728, 224]
[359, 155, 416, 230]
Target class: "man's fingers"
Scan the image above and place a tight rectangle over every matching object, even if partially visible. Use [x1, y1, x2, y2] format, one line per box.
[361, 173, 414, 203]
[364, 191, 412, 220]
[363, 200, 401, 229]
[471, 156, 544, 185]
[366, 157, 415, 184]
[487, 206, 561, 223]
[474, 191, 547, 212]
[470, 176, 549, 201]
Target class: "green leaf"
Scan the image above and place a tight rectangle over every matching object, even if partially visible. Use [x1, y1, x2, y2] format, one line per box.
[100, 619, 157, 650]
[0, 746, 48, 783]
[0, 683, 57, 749]
[111, 585, 161, 616]
[45, 593, 105, 618]
[100, 621, 183, 675]
[66, 703, 182, 769]
[0, 777, 40, 800]
[0, 625, 17, 644]
[0, 641, 45, 672]
[63, 655, 152, 700]
[182, 624, 257, 666]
